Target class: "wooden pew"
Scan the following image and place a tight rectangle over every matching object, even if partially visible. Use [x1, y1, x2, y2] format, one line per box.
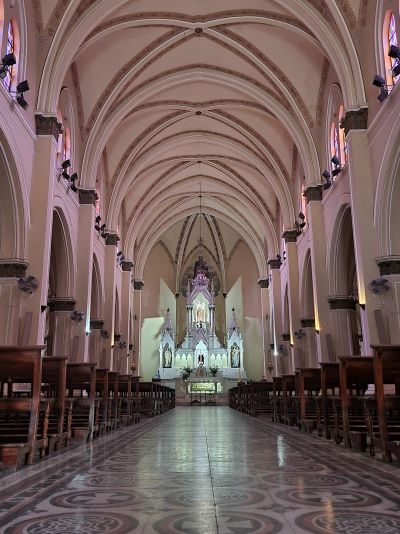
[139, 382, 156, 417]
[295, 368, 321, 433]
[248, 381, 274, 417]
[337, 356, 374, 451]
[66, 363, 97, 442]
[272, 376, 283, 423]
[107, 371, 120, 430]
[130, 376, 141, 422]
[95, 369, 109, 435]
[317, 363, 340, 439]
[229, 386, 238, 410]
[370, 345, 400, 462]
[41, 356, 72, 453]
[118, 374, 133, 426]
[0, 346, 47, 468]
[282, 374, 297, 425]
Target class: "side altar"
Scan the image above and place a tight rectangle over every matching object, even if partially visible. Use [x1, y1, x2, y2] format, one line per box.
[158, 256, 246, 381]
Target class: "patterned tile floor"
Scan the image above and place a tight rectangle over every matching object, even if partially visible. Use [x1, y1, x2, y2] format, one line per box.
[1, 407, 400, 533]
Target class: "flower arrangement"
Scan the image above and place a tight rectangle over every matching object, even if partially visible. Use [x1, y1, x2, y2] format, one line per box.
[209, 366, 219, 377]
[182, 367, 194, 380]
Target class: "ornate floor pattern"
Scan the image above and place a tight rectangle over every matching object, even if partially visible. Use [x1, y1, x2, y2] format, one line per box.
[0, 407, 400, 533]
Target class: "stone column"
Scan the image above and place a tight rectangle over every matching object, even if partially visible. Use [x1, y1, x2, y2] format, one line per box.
[133, 280, 143, 376]
[342, 108, 381, 352]
[88, 319, 104, 365]
[208, 304, 215, 335]
[25, 115, 62, 345]
[74, 189, 97, 362]
[301, 318, 318, 367]
[304, 185, 333, 363]
[119, 260, 134, 374]
[258, 278, 271, 378]
[268, 258, 283, 375]
[328, 297, 359, 357]
[46, 298, 76, 357]
[103, 233, 119, 370]
[283, 230, 302, 370]
[0, 261, 29, 345]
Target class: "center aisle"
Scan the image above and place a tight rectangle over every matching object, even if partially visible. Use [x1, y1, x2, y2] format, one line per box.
[1, 407, 400, 533]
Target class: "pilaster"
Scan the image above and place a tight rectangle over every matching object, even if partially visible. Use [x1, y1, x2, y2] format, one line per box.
[103, 233, 119, 370]
[0, 261, 29, 344]
[268, 258, 283, 375]
[258, 278, 271, 377]
[346, 110, 381, 351]
[119, 260, 134, 374]
[26, 115, 63, 345]
[304, 185, 333, 363]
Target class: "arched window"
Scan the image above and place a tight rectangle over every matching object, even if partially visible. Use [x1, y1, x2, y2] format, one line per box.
[383, 11, 400, 87]
[338, 106, 348, 165]
[330, 122, 339, 170]
[2, 19, 19, 92]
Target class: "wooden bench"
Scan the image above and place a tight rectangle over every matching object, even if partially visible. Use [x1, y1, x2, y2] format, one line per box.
[272, 376, 283, 423]
[0, 346, 48, 468]
[248, 381, 273, 417]
[370, 345, 400, 463]
[107, 371, 120, 431]
[282, 374, 297, 426]
[337, 356, 374, 452]
[95, 369, 110, 435]
[139, 382, 157, 417]
[295, 368, 320, 433]
[317, 363, 340, 439]
[66, 363, 97, 442]
[41, 356, 72, 453]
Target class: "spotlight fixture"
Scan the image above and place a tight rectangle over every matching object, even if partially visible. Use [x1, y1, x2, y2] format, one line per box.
[16, 94, 28, 109]
[62, 159, 71, 170]
[389, 45, 400, 59]
[373, 74, 389, 102]
[95, 215, 101, 231]
[322, 170, 332, 190]
[393, 63, 400, 78]
[16, 80, 29, 94]
[331, 155, 341, 178]
[1, 52, 16, 67]
[295, 211, 306, 234]
[117, 251, 123, 257]
[70, 310, 85, 322]
[294, 329, 305, 340]
[70, 173, 78, 182]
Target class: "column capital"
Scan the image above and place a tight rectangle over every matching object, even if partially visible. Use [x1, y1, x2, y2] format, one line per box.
[328, 296, 358, 310]
[282, 230, 298, 244]
[121, 260, 134, 272]
[376, 256, 400, 276]
[0, 260, 29, 278]
[341, 106, 368, 136]
[301, 317, 315, 328]
[78, 189, 98, 206]
[47, 297, 76, 312]
[90, 318, 104, 330]
[268, 258, 282, 270]
[304, 185, 323, 203]
[133, 280, 144, 290]
[258, 278, 270, 288]
[35, 114, 63, 140]
[105, 233, 120, 246]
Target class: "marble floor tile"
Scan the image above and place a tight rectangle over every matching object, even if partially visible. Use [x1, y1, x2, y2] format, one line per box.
[1, 406, 400, 533]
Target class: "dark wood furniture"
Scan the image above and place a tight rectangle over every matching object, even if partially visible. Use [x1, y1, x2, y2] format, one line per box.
[66, 363, 97, 442]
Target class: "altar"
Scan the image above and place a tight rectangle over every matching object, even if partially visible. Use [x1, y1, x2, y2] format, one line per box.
[158, 256, 246, 381]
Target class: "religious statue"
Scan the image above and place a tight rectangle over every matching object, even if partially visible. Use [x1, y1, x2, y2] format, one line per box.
[163, 346, 172, 368]
[196, 302, 206, 323]
[231, 344, 240, 368]
[194, 255, 209, 278]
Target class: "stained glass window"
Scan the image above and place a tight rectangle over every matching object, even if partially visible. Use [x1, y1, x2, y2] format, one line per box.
[389, 13, 399, 85]
[3, 21, 15, 91]
[330, 122, 339, 171]
[338, 106, 348, 165]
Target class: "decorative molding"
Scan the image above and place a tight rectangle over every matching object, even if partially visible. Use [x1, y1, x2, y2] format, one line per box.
[304, 185, 323, 203]
[35, 114, 62, 140]
[301, 317, 315, 328]
[90, 319, 104, 330]
[268, 258, 282, 270]
[78, 189, 98, 206]
[258, 278, 269, 289]
[47, 298, 76, 312]
[121, 260, 134, 272]
[328, 296, 358, 310]
[341, 107, 368, 136]
[105, 233, 120, 246]
[316, 58, 330, 126]
[377, 256, 400, 276]
[0, 261, 29, 278]
[133, 280, 144, 290]
[282, 230, 298, 244]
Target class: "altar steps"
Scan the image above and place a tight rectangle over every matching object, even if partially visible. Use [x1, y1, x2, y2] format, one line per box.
[175, 392, 228, 406]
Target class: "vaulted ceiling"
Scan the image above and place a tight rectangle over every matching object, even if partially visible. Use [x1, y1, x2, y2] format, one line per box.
[33, 0, 367, 279]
